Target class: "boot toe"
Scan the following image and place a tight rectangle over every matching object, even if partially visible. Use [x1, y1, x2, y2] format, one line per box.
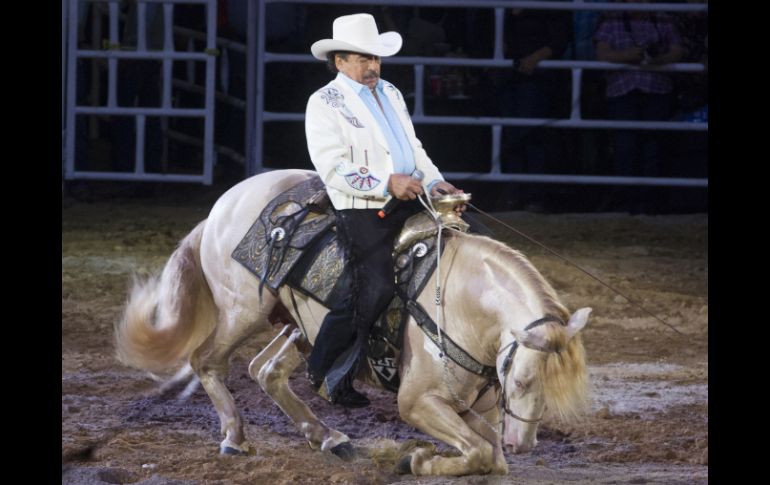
[333, 388, 370, 408]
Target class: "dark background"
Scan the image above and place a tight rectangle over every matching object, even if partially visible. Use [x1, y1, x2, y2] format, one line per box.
[65, 2, 708, 214]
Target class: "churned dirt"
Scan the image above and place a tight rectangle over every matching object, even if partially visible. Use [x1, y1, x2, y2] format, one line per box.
[62, 190, 707, 484]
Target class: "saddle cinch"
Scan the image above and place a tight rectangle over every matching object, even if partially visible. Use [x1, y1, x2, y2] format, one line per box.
[231, 175, 470, 391]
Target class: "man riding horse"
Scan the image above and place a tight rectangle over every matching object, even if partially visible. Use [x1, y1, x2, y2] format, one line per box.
[114, 13, 592, 476]
[304, 13, 464, 407]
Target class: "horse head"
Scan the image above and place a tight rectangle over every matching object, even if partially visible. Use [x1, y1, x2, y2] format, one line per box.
[499, 307, 591, 454]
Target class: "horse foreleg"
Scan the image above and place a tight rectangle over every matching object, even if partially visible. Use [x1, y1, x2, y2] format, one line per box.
[247, 324, 295, 379]
[462, 388, 508, 474]
[252, 328, 352, 458]
[398, 394, 505, 476]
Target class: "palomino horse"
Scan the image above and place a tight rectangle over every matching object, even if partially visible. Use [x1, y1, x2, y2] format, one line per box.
[115, 169, 591, 476]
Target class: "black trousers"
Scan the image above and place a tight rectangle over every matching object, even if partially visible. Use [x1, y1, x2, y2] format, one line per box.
[307, 199, 422, 389]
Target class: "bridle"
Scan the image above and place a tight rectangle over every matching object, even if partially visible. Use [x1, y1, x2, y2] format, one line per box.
[498, 315, 563, 424]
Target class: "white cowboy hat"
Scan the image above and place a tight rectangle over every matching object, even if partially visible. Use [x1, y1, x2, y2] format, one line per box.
[311, 13, 402, 60]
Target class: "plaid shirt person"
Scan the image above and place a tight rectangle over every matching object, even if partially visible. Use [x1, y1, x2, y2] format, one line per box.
[594, 13, 683, 97]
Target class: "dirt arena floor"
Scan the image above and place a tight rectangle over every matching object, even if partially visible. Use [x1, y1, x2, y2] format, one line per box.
[62, 189, 707, 484]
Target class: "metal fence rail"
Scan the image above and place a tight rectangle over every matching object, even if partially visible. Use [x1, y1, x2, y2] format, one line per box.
[64, 0, 218, 184]
[250, 0, 708, 188]
[62, 0, 708, 188]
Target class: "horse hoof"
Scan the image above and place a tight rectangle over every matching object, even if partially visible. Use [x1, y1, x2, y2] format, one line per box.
[330, 441, 355, 461]
[396, 455, 412, 475]
[220, 446, 248, 456]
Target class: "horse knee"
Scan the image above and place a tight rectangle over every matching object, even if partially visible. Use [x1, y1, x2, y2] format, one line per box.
[465, 442, 496, 473]
[248, 326, 293, 381]
[189, 348, 228, 378]
[256, 357, 282, 393]
[257, 351, 300, 393]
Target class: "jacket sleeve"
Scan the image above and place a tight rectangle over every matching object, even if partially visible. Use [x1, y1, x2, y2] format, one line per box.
[305, 91, 390, 198]
[387, 85, 445, 188]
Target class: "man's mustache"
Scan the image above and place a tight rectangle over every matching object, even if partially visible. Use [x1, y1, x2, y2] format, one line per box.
[362, 71, 379, 81]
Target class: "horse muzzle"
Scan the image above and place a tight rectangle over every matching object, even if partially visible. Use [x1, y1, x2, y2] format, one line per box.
[503, 419, 536, 454]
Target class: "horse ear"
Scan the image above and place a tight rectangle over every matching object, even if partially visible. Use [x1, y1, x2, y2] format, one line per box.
[566, 307, 592, 340]
[510, 327, 557, 353]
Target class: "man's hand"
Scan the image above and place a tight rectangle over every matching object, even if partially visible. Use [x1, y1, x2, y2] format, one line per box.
[517, 53, 540, 75]
[430, 181, 461, 196]
[430, 181, 467, 214]
[388, 173, 424, 201]
[516, 46, 553, 76]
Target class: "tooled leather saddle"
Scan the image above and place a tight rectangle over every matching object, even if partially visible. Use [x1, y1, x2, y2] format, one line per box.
[231, 175, 452, 391]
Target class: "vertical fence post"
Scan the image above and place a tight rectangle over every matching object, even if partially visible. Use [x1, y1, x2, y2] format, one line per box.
[252, 0, 267, 176]
[245, 0, 257, 178]
[135, 115, 146, 174]
[107, 1, 119, 109]
[65, 0, 79, 180]
[493, 7, 504, 60]
[491, 125, 502, 174]
[90, 1, 102, 139]
[493, 7, 505, 176]
[413, 64, 424, 117]
[62, 0, 68, 187]
[203, 0, 217, 184]
[571, 67, 582, 120]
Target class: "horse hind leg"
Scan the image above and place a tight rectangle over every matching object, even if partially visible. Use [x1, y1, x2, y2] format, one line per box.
[250, 328, 352, 459]
[189, 296, 278, 455]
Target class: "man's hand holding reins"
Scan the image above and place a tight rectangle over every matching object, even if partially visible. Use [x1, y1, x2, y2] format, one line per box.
[389, 173, 424, 200]
[430, 181, 467, 214]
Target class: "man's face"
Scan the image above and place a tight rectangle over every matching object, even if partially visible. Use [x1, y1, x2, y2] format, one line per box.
[336, 53, 381, 89]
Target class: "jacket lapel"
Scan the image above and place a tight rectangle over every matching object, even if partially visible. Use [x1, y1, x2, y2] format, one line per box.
[332, 76, 389, 150]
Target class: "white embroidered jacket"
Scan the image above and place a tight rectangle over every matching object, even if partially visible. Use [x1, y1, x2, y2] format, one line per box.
[305, 73, 444, 210]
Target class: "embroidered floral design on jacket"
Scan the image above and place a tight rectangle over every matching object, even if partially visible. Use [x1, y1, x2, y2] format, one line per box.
[340, 110, 365, 128]
[319, 88, 365, 128]
[339, 166, 381, 191]
[320, 87, 343, 108]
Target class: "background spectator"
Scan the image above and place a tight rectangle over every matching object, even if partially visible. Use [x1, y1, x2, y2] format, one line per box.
[498, 4, 572, 210]
[594, 0, 683, 211]
[672, 0, 708, 120]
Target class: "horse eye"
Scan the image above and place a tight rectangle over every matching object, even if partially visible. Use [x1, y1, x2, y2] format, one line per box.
[515, 380, 525, 389]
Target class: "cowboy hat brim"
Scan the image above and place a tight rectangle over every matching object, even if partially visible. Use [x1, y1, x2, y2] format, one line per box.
[311, 32, 402, 60]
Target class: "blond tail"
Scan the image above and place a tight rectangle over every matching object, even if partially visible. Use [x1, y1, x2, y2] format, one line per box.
[115, 220, 217, 373]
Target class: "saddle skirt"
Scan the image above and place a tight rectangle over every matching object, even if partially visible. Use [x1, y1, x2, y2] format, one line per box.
[232, 175, 453, 391]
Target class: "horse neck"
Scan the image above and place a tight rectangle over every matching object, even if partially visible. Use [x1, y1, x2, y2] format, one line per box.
[441, 233, 559, 356]
[436, 235, 542, 364]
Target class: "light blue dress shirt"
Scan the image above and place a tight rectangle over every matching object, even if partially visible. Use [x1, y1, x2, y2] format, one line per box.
[339, 74, 428, 196]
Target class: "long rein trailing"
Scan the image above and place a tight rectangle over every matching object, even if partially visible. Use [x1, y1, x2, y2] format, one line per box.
[464, 201, 683, 336]
[409, 190, 683, 438]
